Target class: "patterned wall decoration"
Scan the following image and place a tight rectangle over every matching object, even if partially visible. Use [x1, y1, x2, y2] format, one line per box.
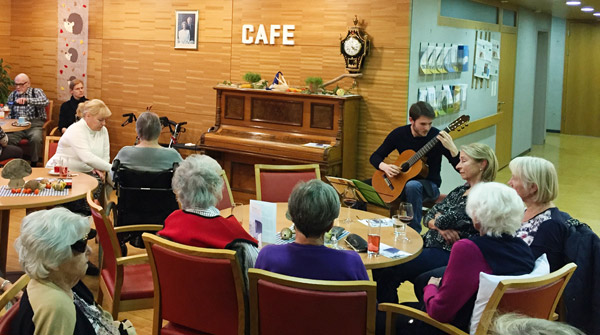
[57, 0, 88, 101]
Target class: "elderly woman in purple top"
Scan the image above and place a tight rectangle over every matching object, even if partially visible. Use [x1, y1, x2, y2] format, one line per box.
[254, 179, 368, 281]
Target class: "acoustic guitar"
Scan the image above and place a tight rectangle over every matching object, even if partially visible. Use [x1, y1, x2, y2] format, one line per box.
[372, 115, 470, 203]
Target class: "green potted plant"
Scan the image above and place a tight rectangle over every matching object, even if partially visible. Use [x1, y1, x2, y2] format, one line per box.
[0, 58, 14, 104]
[304, 76, 323, 93]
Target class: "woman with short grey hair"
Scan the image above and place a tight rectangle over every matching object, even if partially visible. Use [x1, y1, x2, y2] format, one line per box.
[113, 111, 182, 172]
[158, 154, 258, 277]
[255, 179, 369, 281]
[416, 182, 535, 333]
[508, 156, 569, 272]
[12, 207, 135, 334]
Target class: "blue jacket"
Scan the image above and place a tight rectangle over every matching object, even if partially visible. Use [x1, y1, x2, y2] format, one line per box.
[562, 217, 600, 335]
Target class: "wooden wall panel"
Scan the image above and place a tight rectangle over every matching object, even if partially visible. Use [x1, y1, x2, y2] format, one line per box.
[9, 0, 411, 180]
[0, 0, 11, 68]
[101, 1, 232, 43]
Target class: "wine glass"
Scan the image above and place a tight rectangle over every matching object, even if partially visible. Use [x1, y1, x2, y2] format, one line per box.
[395, 202, 413, 241]
[341, 187, 357, 224]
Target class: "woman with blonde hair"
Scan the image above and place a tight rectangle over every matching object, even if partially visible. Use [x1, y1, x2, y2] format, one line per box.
[46, 99, 112, 178]
[508, 156, 568, 272]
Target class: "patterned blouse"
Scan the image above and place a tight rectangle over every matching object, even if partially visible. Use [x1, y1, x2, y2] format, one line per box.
[515, 208, 553, 246]
[422, 183, 479, 251]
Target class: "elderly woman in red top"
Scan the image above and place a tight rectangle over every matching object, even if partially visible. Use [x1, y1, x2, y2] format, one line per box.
[158, 154, 258, 272]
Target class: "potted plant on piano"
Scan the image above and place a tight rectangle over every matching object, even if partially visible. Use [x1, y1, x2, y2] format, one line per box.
[304, 76, 323, 94]
[0, 58, 14, 104]
[242, 72, 267, 89]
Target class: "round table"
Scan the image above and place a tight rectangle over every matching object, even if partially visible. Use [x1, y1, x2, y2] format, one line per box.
[221, 203, 423, 270]
[0, 119, 31, 133]
[0, 168, 99, 274]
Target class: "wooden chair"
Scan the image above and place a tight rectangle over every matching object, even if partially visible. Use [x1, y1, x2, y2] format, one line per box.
[0, 274, 30, 333]
[378, 262, 577, 335]
[254, 164, 321, 202]
[216, 169, 235, 210]
[142, 233, 246, 335]
[17, 100, 53, 162]
[43, 135, 60, 166]
[248, 268, 377, 335]
[87, 191, 161, 319]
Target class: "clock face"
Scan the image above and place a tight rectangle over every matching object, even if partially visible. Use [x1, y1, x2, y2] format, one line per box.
[343, 36, 362, 57]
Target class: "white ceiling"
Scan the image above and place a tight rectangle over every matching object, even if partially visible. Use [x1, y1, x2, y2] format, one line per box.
[500, 0, 600, 20]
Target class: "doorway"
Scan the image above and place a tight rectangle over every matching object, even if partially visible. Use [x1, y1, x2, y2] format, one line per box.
[532, 31, 549, 145]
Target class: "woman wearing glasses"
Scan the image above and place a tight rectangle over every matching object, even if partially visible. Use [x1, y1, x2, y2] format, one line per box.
[12, 207, 135, 335]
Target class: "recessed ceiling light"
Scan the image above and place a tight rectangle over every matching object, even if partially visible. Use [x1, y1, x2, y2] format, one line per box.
[566, 1, 581, 5]
[581, 6, 594, 11]
[594, 12, 600, 16]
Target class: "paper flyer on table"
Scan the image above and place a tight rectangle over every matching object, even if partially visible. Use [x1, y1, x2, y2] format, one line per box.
[379, 242, 412, 259]
[249, 200, 277, 246]
[358, 218, 395, 227]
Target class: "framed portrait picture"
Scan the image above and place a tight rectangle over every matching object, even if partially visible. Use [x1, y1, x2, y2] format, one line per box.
[175, 10, 198, 49]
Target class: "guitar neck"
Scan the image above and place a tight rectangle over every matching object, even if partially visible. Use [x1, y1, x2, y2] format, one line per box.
[407, 127, 450, 166]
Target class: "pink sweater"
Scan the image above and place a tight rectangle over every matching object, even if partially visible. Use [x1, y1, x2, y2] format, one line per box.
[422, 239, 492, 323]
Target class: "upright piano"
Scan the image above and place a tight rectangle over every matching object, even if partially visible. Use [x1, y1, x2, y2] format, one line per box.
[201, 86, 361, 203]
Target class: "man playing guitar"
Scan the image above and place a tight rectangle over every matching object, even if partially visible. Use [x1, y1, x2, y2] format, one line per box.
[370, 101, 459, 232]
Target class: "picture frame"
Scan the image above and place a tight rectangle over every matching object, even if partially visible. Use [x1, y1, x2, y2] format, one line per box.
[174, 10, 198, 50]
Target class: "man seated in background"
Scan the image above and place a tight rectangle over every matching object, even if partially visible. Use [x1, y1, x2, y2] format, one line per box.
[6, 73, 49, 166]
[255, 179, 369, 281]
[58, 78, 88, 134]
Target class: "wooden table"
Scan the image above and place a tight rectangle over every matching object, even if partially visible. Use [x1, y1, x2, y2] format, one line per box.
[221, 203, 423, 270]
[0, 168, 99, 274]
[0, 119, 31, 133]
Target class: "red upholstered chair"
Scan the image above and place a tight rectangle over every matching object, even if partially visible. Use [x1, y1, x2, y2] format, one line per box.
[378, 262, 577, 335]
[43, 135, 60, 166]
[216, 169, 235, 210]
[142, 233, 246, 335]
[87, 191, 161, 319]
[254, 164, 321, 202]
[0, 273, 30, 333]
[248, 268, 377, 335]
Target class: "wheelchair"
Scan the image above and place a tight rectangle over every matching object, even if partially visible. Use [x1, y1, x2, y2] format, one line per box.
[107, 159, 179, 253]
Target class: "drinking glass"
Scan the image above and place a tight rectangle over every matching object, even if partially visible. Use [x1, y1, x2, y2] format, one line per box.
[395, 202, 413, 242]
[341, 186, 358, 224]
[367, 220, 381, 257]
[231, 202, 244, 225]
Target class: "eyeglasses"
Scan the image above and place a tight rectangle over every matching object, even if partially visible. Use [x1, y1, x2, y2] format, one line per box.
[71, 229, 97, 253]
[14, 82, 28, 86]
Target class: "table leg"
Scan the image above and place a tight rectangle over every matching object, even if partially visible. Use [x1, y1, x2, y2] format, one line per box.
[0, 210, 10, 275]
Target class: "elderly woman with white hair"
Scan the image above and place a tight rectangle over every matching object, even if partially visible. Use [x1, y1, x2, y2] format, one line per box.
[158, 154, 258, 263]
[12, 207, 135, 335]
[417, 182, 535, 333]
[508, 156, 569, 272]
[255, 179, 368, 281]
[113, 111, 182, 171]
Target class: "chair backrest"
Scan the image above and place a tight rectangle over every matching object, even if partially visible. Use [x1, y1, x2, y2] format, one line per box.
[88, 191, 122, 281]
[0, 273, 29, 333]
[248, 268, 376, 335]
[475, 263, 577, 335]
[0, 274, 29, 312]
[142, 233, 246, 335]
[216, 169, 234, 210]
[255, 164, 321, 202]
[112, 160, 179, 227]
[43, 135, 60, 166]
[0, 302, 20, 333]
